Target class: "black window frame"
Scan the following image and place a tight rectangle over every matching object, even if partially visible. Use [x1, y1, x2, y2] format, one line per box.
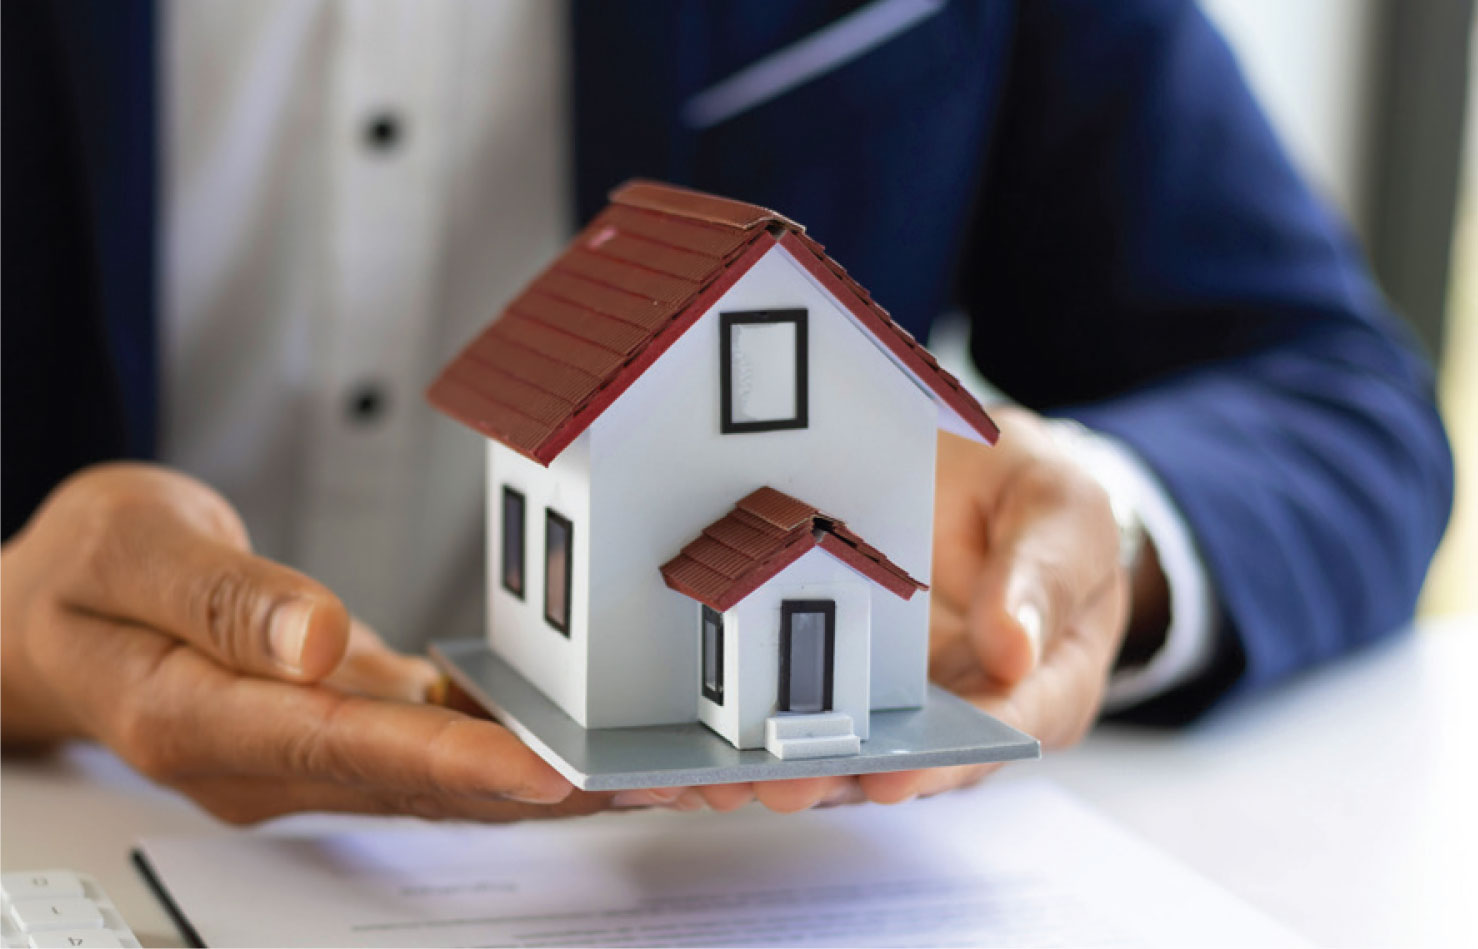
[719, 309, 809, 434]
[701, 605, 725, 705]
[543, 509, 574, 636]
[778, 599, 836, 713]
[500, 485, 526, 599]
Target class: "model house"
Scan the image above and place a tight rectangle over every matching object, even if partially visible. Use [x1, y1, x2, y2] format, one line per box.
[428, 181, 997, 761]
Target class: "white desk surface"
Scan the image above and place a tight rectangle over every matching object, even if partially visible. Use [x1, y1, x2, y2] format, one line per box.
[4, 615, 1475, 948]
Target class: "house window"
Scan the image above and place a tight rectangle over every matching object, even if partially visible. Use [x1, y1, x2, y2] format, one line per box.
[702, 606, 724, 704]
[719, 309, 808, 433]
[500, 486, 526, 599]
[544, 509, 573, 635]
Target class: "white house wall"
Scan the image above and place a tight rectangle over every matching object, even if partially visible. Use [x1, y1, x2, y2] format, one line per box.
[700, 548, 872, 749]
[485, 435, 592, 724]
[586, 244, 937, 727]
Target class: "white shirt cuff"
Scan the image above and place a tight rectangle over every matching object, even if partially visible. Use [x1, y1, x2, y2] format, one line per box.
[1049, 422, 1219, 712]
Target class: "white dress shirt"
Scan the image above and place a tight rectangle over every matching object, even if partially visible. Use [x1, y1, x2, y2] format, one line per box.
[164, 0, 1214, 702]
[165, 0, 569, 647]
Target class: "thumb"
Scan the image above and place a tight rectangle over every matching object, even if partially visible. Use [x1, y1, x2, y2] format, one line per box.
[68, 475, 351, 682]
[965, 467, 1118, 687]
[967, 547, 1059, 687]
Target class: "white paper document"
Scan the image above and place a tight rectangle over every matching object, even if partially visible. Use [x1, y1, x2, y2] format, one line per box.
[135, 778, 1304, 947]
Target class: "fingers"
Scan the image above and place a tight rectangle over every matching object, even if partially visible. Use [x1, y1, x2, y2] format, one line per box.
[611, 788, 686, 809]
[618, 778, 858, 815]
[753, 777, 853, 814]
[72, 615, 575, 806]
[674, 772, 960, 814]
[180, 775, 614, 825]
[958, 575, 1126, 751]
[323, 619, 441, 702]
[64, 470, 351, 682]
[967, 464, 1120, 687]
[436, 677, 493, 718]
[858, 769, 928, 805]
[204, 678, 573, 804]
[614, 779, 858, 815]
[694, 783, 757, 812]
[858, 763, 997, 804]
[664, 789, 710, 812]
[1016, 578, 1127, 747]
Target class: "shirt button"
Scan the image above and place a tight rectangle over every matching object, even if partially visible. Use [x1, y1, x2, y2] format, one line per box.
[362, 110, 404, 152]
[346, 381, 391, 425]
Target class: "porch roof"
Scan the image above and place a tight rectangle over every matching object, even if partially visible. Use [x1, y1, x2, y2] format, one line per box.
[659, 486, 927, 613]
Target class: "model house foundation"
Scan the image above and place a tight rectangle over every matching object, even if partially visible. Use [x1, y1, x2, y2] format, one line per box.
[428, 181, 1000, 763]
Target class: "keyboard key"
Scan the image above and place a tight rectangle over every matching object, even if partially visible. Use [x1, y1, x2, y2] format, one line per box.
[6, 901, 102, 934]
[0, 873, 134, 949]
[28, 932, 123, 949]
[0, 875, 85, 903]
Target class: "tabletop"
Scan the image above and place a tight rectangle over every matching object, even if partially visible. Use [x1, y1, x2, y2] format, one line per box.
[3, 614, 1474, 948]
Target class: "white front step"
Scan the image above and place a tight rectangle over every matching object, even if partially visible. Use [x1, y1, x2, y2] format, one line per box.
[766, 711, 855, 740]
[765, 713, 861, 759]
[767, 733, 862, 760]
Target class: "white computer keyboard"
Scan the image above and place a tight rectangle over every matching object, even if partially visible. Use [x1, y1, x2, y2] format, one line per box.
[0, 871, 139, 948]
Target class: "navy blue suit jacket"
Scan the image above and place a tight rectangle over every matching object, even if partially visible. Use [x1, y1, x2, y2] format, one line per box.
[3, 0, 1453, 723]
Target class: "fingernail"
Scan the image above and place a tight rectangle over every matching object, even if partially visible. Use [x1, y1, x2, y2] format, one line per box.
[663, 789, 705, 812]
[423, 674, 452, 706]
[820, 783, 863, 807]
[505, 782, 571, 805]
[1014, 602, 1043, 666]
[612, 789, 674, 808]
[268, 599, 316, 672]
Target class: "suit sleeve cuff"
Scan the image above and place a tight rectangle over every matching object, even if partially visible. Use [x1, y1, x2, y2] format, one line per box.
[1048, 421, 1220, 712]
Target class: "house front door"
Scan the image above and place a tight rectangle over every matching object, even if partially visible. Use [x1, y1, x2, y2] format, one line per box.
[779, 600, 835, 714]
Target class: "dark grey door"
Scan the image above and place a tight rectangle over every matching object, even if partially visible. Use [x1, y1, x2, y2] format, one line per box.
[779, 600, 835, 713]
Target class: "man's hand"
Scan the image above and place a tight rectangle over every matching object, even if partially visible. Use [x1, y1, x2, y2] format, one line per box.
[880, 408, 1134, 798]
[0, 464, 610, 823]
[688, 407, 1141, 812]
[1, 429, 1144, 822]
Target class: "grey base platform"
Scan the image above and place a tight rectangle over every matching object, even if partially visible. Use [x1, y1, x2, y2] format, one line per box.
[431, 639, 1041, 791]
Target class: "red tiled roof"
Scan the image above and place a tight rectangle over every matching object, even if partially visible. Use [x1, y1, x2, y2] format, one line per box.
[660, 486, 927, 612]
[427, 180, 998, 464]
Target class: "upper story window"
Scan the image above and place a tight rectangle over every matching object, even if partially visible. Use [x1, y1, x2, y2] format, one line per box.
[544, 508, 573, 636]
[501, 486, 526, 599]
[720, 309, 808, 433]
